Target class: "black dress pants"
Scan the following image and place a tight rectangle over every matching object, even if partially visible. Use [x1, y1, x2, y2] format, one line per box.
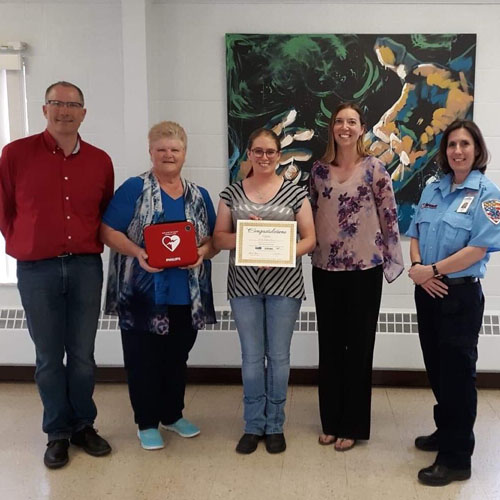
[415, 282, 484, 469]
[121, 305, 198, 430]
[313, 265, 383, 440]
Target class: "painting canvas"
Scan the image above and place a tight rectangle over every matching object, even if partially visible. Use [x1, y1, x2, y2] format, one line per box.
[225, 34, 476, 232]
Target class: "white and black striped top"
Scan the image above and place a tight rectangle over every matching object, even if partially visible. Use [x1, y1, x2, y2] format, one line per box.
[220, 180, 307, 300]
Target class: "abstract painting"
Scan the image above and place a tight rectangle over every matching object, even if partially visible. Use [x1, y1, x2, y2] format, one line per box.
[226, 34, 476, 232]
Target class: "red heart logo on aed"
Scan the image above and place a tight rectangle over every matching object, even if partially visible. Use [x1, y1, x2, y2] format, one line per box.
[162, 234, 180, 252]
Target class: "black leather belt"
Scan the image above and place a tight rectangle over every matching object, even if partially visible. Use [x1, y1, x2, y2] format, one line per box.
[441, 276, 479, 286]
[57, 253, 74, 258]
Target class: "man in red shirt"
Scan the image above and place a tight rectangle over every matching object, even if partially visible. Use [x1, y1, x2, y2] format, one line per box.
[0, 81, 114, 469]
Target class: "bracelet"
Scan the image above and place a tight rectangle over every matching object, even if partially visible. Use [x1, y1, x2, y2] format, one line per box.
[411, 261, 422, 267]
[432, 263, 442, 278]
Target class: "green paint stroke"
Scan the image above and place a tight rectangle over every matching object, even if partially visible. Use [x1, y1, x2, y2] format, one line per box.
[325, 35, 348, 60]
[315, 117, 329, 129]
[353, 57, 376, 99]
[320, 99, 332, 119]
[280, 35, 321, 64]
[411, 34, 457, 51]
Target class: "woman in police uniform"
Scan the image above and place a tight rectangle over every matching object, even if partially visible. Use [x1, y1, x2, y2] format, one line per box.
[407, 120, 500, 486]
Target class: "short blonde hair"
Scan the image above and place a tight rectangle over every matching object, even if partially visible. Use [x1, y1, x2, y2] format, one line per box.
[148, 121, 187, 149]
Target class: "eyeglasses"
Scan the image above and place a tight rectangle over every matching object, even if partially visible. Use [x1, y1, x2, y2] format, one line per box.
[250, 148, 279, 158]
[46, 100, 84, 109]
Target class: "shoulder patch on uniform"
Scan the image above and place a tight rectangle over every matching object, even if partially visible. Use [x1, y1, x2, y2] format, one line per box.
[482, 199, 500, 224]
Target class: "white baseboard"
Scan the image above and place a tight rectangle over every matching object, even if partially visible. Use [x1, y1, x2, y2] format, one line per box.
[1, 306, 499, 370]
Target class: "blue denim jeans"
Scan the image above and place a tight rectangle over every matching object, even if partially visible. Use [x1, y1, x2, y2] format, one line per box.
[17, 255, 103, 441]
[230, 294, 301, 435]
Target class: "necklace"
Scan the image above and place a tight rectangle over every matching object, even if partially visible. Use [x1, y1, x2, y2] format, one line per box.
[249, 179, 282, 202]
[254, 187, 271, 200]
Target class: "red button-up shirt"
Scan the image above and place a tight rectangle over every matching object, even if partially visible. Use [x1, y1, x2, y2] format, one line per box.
[0, 130, 114, 261]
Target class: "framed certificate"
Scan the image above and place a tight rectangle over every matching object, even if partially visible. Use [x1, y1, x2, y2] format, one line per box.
[235, 220, 297, 268]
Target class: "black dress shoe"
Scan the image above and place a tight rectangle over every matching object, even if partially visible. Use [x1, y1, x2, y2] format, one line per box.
[70, 426, 111, 457]
[265, 433, 286, 454]
[418, 464, 471, 486]
[415, 430, 439, 451]
[236, 433, 262, 454]
[44, 439, 69, 469]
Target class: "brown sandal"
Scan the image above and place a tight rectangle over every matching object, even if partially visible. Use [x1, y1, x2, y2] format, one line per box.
[334, 438, 356, 452]
[318, 434, 337, 446]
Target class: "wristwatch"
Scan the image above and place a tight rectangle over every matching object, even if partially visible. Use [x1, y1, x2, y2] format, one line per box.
[432, 263, 442, 278]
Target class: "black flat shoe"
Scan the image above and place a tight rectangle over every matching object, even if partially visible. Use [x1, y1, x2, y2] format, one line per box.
[415, 430, 439, 451]
[71, 426, 111, 457]
[418, 464, 471, 486]
[44, 439, 69, 469]
[236, 433, 262, 454]
[265, 433, 286, 454]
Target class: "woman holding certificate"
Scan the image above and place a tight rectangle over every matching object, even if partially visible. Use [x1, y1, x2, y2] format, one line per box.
[214, 128, 316, 455]
[310, 103, 404, 451]
[100, 121, 217, 451]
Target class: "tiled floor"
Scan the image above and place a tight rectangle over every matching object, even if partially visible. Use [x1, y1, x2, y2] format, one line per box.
[1, 383, 500, 500]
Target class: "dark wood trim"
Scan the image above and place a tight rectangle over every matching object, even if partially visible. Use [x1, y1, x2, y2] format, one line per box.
[1, 366, 500, 388]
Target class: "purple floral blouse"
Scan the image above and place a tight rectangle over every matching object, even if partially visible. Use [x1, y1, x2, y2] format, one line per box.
[310, 156, 404, 283]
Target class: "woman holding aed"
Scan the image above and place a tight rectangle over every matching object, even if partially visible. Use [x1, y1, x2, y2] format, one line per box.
[101, 121, 217, 450]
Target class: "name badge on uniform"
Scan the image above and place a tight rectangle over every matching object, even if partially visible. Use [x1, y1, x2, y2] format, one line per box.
[456, 196, 475, 213]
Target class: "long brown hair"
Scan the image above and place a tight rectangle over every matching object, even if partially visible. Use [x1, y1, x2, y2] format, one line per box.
[320, 102, 368, 164]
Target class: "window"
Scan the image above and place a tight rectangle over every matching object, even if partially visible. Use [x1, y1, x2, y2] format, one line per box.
[0, 47, 28, 283]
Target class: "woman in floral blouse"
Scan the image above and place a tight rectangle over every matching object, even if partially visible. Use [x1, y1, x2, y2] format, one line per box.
[310, 102, 404, 451]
